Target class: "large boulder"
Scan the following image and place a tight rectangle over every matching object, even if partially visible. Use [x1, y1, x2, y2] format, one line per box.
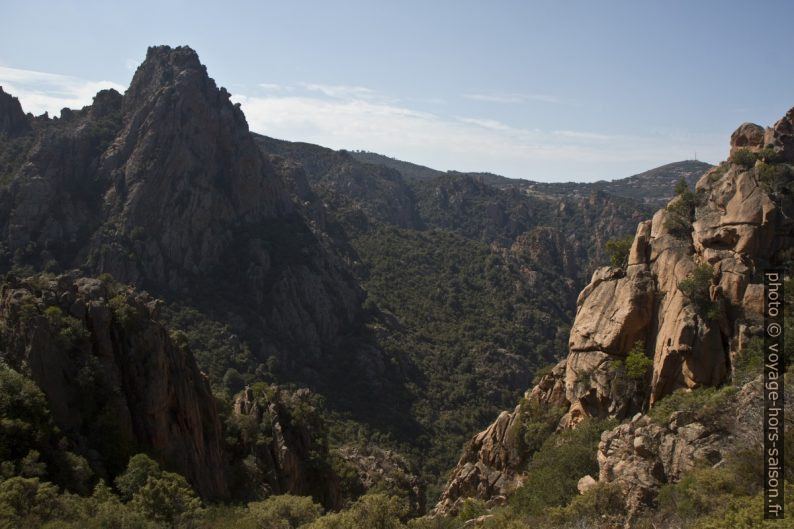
[729, 122, 765, 157]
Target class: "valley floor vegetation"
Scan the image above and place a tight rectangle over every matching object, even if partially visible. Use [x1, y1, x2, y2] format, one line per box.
[2, 358, 791, 529]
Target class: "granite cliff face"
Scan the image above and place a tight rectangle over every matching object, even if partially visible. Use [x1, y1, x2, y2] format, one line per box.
[0, 274, 226, 498]
[562, 106, 792, 424]
[434, 107, 794, 515]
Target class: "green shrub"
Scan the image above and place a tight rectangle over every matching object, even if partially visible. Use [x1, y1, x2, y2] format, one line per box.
[455, 498, 488, 523]
[108, 295, 136, 328]
[245, 495, 323, 529]
[731, 337, 763, 385]
[531, 363, 555, 386]
[648, 385, 737, 425]
[0, 476, 63, 526]
[624, 342, 653, 381]
[756, 160, 793, 192]
[545, 482, 625, 526]
[655, 465, 793, 528]
[731, 148, 757, 168]
[114, 454, 161, 501]
[511, 399, 566, 457]
[605, 237, 633, 268]
[129, 472, 203, 527]
[222, 368, 245, 395]
[303, 494, 408, 529]
[678, 265, 720, 321]
[664, 177, 697, 237]
[43, 306, 89, 348]
[0, 364, 56, 464]
[509, 418, 616, 516]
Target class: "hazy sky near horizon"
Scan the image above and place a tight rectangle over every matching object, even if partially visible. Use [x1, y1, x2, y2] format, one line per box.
[1, 0, 792, 182]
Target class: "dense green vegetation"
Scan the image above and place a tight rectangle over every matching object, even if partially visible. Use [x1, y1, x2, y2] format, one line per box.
[352, 226, 571, 492]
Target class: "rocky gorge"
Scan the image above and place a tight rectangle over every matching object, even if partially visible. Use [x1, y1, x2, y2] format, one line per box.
[0, 44, 790, 528]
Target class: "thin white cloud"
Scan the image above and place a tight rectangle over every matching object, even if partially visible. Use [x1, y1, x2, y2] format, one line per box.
[233, 90, 727, 180]
[258, 82, 293, 92]
[299, 82, 376, 99]
[464, 92, 561, 104]
[0, 65, 124, 116]
[457, 117, 516, 132]
[552, 129, 613, 141]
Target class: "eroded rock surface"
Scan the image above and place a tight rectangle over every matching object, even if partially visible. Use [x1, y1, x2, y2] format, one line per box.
[434, 107, 794, 516]
[0, 274, 226, 498]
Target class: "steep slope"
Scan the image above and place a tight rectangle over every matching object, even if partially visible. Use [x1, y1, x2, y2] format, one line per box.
[434, 107, 794, 517]
[259, 135, 652, 290]
[0, 87, 31, 137]
[0, 273, 378, 509]
[0, 274, 226, 498]
[253, 131, 658, 491]
[0, 46, 406, 424]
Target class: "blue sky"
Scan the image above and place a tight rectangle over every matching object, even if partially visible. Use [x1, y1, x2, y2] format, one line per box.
[1, 0, 792, 181]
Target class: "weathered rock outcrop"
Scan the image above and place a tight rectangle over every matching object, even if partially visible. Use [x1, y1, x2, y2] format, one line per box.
[0, 274, 226, 498]
[96, 46, 291, 288]
[336, 445, 425, 516]
[230, 385, 340, 507]
[563, 106, 794, 423]
[597, 374, 793, 520]
[0, 87, 30, 136]
[434, 107, 794, 515]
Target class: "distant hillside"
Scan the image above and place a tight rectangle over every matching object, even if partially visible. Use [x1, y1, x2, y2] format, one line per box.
[521, 160, 713, 205]
[350, 151, 712, 206]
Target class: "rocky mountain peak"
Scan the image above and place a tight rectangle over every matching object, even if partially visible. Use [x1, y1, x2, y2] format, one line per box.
[95, 45, 293, 288]
[0, 85, 31, 136]
[123, 46, 214, 110]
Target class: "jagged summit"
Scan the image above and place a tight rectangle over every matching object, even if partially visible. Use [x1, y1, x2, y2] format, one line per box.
[122, 45, 241, 122]
[0, 85, 31, 136]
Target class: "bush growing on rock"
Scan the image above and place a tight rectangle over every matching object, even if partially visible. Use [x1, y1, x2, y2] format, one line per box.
[678, 264, 720, 321]
[648, 385, 737, 425]
[624, 342, 653, 381]
[731, 148, 757, 168]
[545, 482, 626, 526]
[511, 399, 566, 456]
[604, 236, 632, 268]
[731, 337, 764, 386]
[509, 418, 616, 516]
[664, 176, 698, 237]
